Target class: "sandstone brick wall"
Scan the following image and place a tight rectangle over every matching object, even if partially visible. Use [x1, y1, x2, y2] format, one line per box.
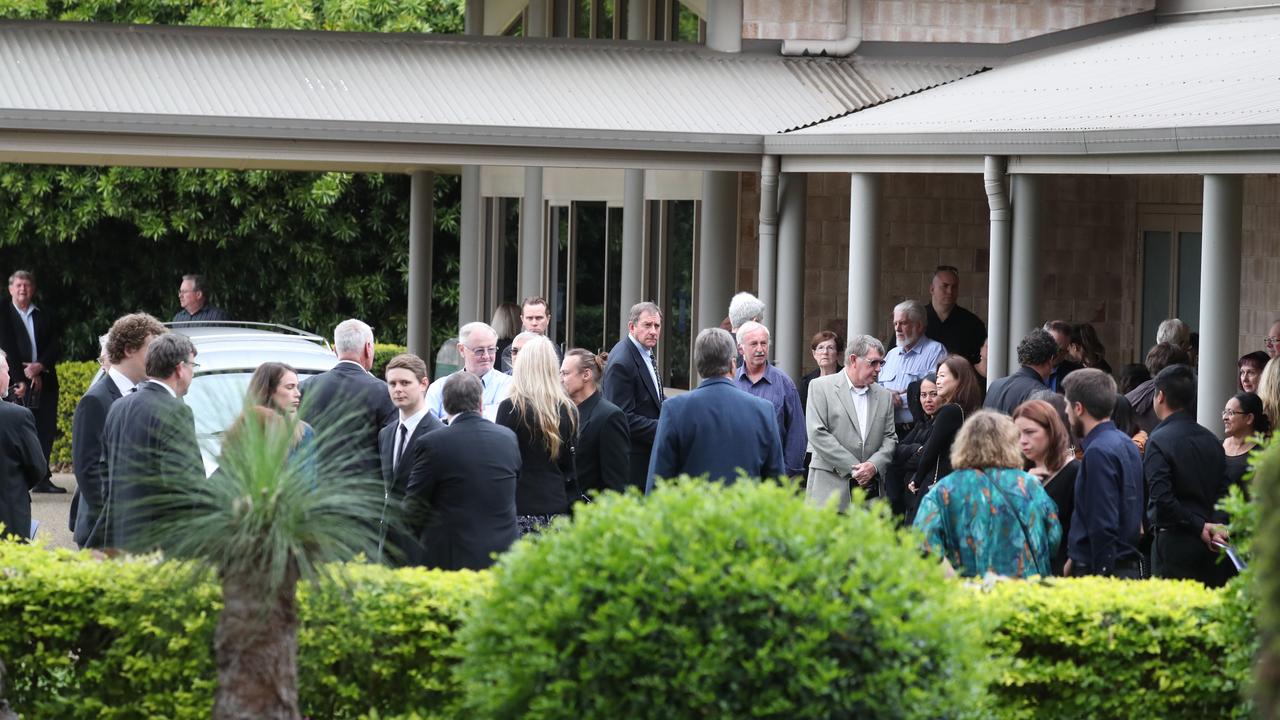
[1240, 175, 1280, 356]
[743, 0, 1155, 44]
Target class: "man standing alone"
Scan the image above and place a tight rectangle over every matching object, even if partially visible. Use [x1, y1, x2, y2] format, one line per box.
[172, 274, 230, 322]
[0, 270, 62, 493]
[925, 265, 985, 365]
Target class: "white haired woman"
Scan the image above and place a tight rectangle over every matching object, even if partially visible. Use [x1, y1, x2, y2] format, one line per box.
[496, 335, 580, 536]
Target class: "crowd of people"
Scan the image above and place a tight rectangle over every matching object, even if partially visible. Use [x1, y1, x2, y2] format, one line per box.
[0, 264, 1275, 586]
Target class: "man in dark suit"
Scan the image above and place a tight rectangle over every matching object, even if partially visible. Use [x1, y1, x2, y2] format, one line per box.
[1145, 364, 1230, 585]
[646, 328, 785, 493]
[0, 349, 47, 540]
[301, 318, 397, 482]
[403, 372, 520, 571]
[376, 353, 444, 565]
[101, 333, 205, 551]
[0, 270, 63, 493]
[602, 301, 663, 491]
[984, 329, 1057, 415]
[71, 313, 167, 548]
[561, 348, 630, 494]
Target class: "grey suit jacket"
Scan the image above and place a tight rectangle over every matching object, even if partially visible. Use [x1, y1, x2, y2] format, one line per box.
[804, 372, 896, 510]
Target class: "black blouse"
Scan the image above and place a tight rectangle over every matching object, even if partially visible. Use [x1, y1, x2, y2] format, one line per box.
[495, 400, 577, 516]
[1042, 459, 1079, 576]
[911, 403, 966, 494]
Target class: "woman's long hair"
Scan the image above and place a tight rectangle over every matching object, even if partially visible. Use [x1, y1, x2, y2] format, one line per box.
[938, 354, 983, 415]
[1258, 358, 1280, 429]
[243, 361, 303, 444]
[509, 336, 578, 458]
[1012, 399, 1069, 473]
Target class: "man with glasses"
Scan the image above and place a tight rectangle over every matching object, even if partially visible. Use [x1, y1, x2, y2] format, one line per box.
[425, 321, 513, 422]
[1266, 319, 1280, 359]
[924, 265, 986, 366]
[804, 334, 897, 511]
[101, 333, 205, 550]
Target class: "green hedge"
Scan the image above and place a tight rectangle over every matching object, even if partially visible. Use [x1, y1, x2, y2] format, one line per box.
[372, 343, 409, 379]
[0, 541, 486, 719]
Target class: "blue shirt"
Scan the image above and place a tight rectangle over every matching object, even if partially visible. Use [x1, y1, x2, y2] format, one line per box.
[628, 333, 662, 396]
[879, 336, 947, 424]
[735, 362, 806, 476]
[1067, 420, 1144, 574]
[424, 368, 513, 422]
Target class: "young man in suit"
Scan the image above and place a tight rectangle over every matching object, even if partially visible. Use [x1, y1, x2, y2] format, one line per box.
[403, 372, 520, 571]
[602, 302, 664, 491]
[101, 333, 205, 551]
[646, 328, 785, 493]
[0, 270, 63, 493]
[0, 348, 47, 541]
[805, 334, 898, 512]
[376, 353, 444, 565]
[71, 313, 167, 549]
[300, 318, 397, 481]
[561, 348, 630, 495]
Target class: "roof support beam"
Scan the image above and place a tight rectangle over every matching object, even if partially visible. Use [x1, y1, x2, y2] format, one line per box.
[776, 171, 807, 381]
[459, 167, 483, 325]
[1198, 174, 1243, 437]
[757, 155, 779, 335]
[847, 173, 880, 343]
[407, 170, 435, 360]
[1008, 173, 1042, 372]
[619, 169, 646, 340]
[697, 171, 738, 335]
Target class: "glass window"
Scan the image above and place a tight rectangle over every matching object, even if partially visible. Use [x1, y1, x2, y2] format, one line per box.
[576, 0, 592, 38]
[605, 206, 623, 347]
[1141, 231, 1172, 354]
[665, 200, 695, 390]
[597, 0, 616, 39]
[571, 202, 608, 351]
[1176, 232, 1202, 332]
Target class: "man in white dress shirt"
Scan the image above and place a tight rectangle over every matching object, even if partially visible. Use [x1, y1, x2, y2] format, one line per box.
[424, 321, 513, 422]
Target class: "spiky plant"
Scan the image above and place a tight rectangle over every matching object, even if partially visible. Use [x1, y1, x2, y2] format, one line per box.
[138, 400, 388, 720]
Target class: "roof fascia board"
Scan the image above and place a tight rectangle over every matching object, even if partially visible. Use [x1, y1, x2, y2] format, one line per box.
[0, 130, 761, 173]
[1010, 151, 1280, 175]
[779, 155, 984, 174]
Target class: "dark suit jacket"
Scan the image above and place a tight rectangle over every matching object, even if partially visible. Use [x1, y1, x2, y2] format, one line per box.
[71, 374, 123, 548]
[575, 391, 630, 495]
[300, 361, 397, 481]
[983, 366, 1048, 416]
[402, 412, 520, 571]
[101, 381, 205, 551]
[376, 412, 444, 564]
[1145, 411, 1228, 534]
[0, 402, 46, 540]
[0, 301, 61, 394]
[645, 377, 784, 492]
[602, 336, 662, 491]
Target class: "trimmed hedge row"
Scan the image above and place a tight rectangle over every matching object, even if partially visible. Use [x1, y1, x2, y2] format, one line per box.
[50, 344, 407, 468]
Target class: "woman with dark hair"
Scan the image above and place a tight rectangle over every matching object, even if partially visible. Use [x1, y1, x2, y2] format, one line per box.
[1223, 391, 1271, 491]
[799, 330, 843, 410]
[1111, 393, 1148, 456]
[1068, 323, 1112, 375]
[887, 373, 939, 520]
[1118, 363, 1151, 395]
[1239, 351, 1269, 393]
[906, 355, 983, 523]
[1013, 399, 1078, 576]
[227, 361, 315, 470]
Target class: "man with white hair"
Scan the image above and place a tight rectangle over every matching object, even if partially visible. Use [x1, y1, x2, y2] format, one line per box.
[424, 321, 513, 422]
[727, 292, 765, 332]
[733, 321, 805, 477]
[300, 318, 398, 480]
[879, 300, 947, 435]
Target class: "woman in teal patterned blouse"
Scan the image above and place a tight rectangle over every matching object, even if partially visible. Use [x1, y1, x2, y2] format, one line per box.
[912, 410, 1062, 578]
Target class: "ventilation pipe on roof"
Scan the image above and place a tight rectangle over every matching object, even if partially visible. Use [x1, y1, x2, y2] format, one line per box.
[781, 0, 862, 57]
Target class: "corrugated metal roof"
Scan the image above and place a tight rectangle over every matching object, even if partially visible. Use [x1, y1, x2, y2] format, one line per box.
[774, 12, 1280, 153]
[0, 20, 982, 143]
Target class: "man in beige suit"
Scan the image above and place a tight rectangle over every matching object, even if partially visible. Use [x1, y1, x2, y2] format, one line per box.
[805, 334, 897, 511]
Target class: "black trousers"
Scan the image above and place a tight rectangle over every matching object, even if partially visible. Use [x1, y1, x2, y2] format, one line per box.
[1152, 530, 1220, 586]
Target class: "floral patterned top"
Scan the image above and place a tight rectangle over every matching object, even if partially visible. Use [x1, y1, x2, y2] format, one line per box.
[912, 467, 1062, 578]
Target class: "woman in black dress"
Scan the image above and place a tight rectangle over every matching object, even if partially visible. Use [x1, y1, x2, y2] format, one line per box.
[495, 336, 579, 537]
[888, 373, 938, 521]
[906, 355, 983, 524]
[1013, 398, 1078, 576]
[1222, 391, 1270, 492]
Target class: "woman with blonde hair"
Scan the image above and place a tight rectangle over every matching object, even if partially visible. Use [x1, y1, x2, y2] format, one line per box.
[913, 410, 1061, 578]
[496, 335, 580, 536]
[1257, 358, 1280, 429]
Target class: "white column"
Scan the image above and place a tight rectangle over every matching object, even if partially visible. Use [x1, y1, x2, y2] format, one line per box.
[706, 0, 742, 53]
[697, 171, 738, 332]
[627, 0, 649, 40]
[984, 156, 1011, 381]
[1198, 174, 1243, 436]
[620, 168, 645, 339]
[1008, 173, 1042, 370]
[520, 166, 544, 301]
[465, 0, 484, 34]
[757, 155, 779, 334]
[526, 0, 549, 37]
[847, 173, 880, 344]
[407, 171, 434, 360]
[459, 167, 482, 324]
[776, 172, 807, 380]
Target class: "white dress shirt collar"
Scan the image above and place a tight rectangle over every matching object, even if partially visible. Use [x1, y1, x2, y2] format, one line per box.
[399, 406, 429, 437]
[107, 367, 137, 396]
[145, 378, 178, 398]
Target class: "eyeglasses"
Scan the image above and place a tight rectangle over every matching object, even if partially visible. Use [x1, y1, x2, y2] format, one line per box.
[861, 358, 887, 367]
[464, 345, 498, 356]
[1266, 336, 1280, 348]
[183, 360, 201, 369]
[1222, 410, 1247, 418]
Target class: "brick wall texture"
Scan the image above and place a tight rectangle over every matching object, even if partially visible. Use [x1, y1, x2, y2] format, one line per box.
[743, 0, 1156, 44]
[737, 172, 1278, 376]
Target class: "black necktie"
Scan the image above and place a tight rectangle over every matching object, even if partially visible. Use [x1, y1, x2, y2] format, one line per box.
[393, 423, 408, 470]
[648, 350, 663, 405]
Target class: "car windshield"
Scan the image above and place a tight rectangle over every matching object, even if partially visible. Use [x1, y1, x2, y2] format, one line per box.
[186, 372, 255, 437]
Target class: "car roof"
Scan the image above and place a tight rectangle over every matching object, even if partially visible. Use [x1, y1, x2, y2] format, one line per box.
[169, 321, 338, 374]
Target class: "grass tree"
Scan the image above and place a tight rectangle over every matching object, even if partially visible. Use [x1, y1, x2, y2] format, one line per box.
[140, 403, 387, 720]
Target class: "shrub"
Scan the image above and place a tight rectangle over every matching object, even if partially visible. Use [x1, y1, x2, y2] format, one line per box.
[457, 480, 992, 719]
[0, 540, 486, 719]
[372, 343, 409, 379]
[980, 576, 1252, 719]
[52, 359, 101, 468]
[1253, 434, 1280, 714]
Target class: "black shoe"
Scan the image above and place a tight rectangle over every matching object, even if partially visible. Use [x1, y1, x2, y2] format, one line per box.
[32, 479, 67, 494]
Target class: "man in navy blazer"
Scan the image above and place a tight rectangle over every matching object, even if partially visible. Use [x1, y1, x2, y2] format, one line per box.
[301, 318, 397, 481]
[646, 328, 785, 493]
[603, 301, 664, 491]
[376, 353, 444, 565]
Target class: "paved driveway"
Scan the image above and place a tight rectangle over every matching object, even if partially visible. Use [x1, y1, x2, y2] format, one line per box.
[30, 473, 77, 550]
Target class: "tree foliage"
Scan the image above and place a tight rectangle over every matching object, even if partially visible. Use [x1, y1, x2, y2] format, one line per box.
[0, 0, 465, 360]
